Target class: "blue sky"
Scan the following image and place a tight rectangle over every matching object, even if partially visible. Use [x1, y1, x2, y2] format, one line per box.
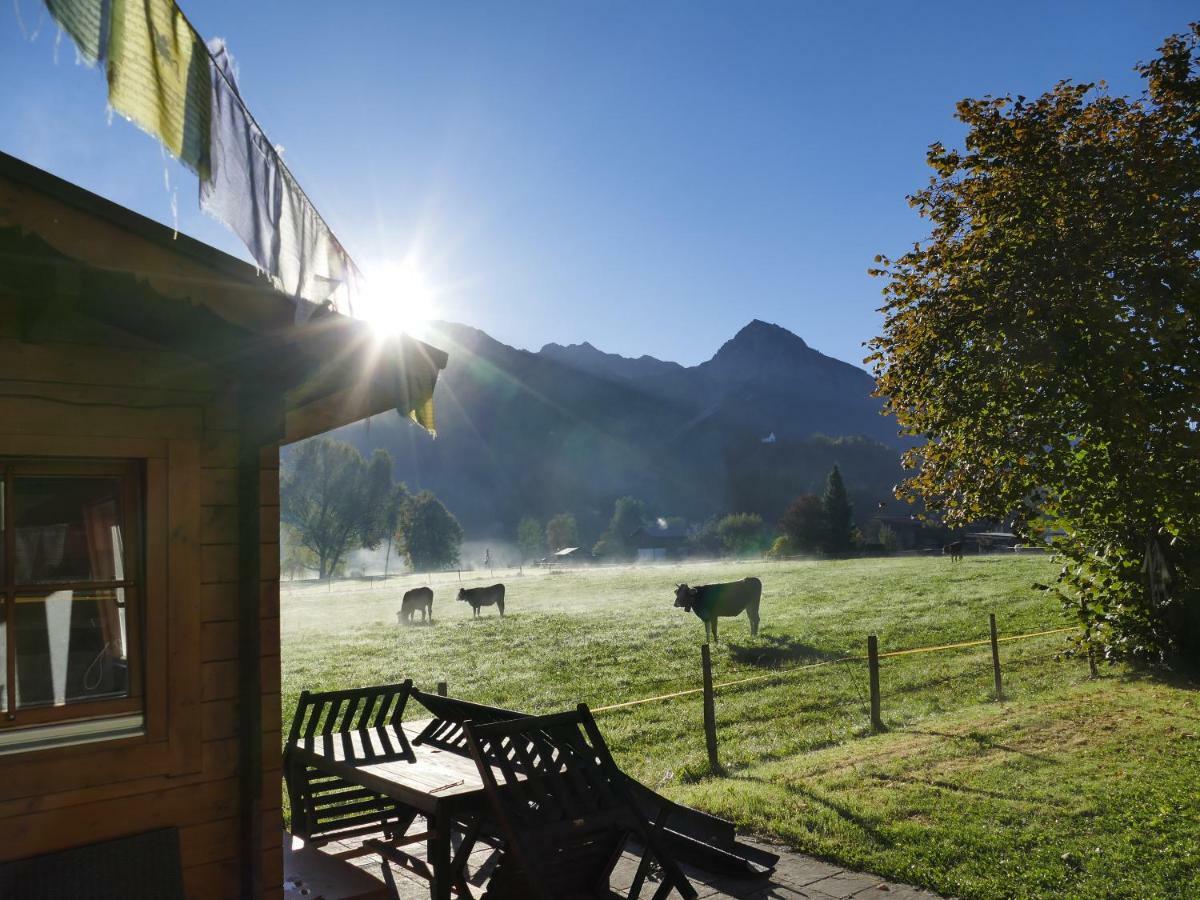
[1, 2, 1192, 368]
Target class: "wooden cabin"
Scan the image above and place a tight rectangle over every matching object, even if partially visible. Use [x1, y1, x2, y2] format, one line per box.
[0, 152, 447, 898]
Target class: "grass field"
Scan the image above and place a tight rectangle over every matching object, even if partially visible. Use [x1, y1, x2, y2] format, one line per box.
[281, 555, 1200, 899]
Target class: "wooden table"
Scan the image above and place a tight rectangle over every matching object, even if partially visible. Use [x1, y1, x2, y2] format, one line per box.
[287, 720, 491, 900]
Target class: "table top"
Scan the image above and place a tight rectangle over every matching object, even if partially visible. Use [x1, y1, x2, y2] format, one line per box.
[289, 719, 489, 815]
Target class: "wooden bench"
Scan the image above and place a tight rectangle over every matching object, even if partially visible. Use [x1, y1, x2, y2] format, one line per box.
[409, 688, 778, 879]
[284, 681, 417, 843]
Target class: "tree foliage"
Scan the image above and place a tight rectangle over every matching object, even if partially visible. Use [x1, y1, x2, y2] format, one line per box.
[517, 516, 544, 562]
[877, 523, 899, 554]
[281, 439, 398, 579]
[867, 24, 1200, 663]
[717, 513, 766, 557]
[280, 523, 322, 580]
[779, 493, 827, 553]
[381, 483, 411, 578]
[593, 496, 645, 560]
[687, 517, 724, 557]
[398, 491, 464, 572]
[546, 513, 579, 552]
[822, 465, 855, 555]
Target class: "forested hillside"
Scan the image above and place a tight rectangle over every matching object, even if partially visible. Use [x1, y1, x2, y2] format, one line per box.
[331, 319, 906, 541]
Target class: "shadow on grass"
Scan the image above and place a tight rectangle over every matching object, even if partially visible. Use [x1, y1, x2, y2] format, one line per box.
[725, 635, 841, 669]
[1116, 667, 1200, 692]
[862, 771, 1050, 805]
[733, 773, 895, 849]
[906, 728, 1057, 763]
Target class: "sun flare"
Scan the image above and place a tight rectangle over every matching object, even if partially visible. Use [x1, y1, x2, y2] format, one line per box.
[359, 258, 436, 337]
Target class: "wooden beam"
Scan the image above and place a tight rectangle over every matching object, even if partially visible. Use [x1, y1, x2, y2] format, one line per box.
[237, 389, 283, 899]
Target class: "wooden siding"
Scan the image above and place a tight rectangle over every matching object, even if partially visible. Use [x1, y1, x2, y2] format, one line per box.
[0, 294, 284, 899]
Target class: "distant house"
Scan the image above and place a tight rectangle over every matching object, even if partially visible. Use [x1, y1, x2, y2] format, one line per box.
[631, 521, 690, 562]
[965, 531, 1021, 552]
[548, 546, 582, 568]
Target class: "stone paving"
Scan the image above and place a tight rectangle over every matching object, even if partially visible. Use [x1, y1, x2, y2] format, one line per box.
[319, 826, 943, 899]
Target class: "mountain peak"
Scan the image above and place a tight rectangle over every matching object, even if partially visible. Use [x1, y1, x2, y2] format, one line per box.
[710, 320, 809, 369]
[729, 319, 808, 350]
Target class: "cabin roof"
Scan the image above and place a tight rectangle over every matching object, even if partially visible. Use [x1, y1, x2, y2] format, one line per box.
[0, 151, 448, 442]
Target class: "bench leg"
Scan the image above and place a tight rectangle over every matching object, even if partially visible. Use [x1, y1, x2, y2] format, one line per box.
[452, 815, 484, 895]
[429, 813, 452, 900]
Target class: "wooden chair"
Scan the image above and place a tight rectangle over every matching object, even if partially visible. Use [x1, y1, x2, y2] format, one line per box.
[410, 688, 525, 752]
[412, 689, 777, 879]
[284, 681, 416, 843]
[463, 704, 697, 900]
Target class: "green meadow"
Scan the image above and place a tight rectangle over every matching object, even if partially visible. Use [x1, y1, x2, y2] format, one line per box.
[282, 555, 1200, 899]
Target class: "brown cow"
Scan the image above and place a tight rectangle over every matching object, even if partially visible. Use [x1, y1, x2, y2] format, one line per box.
[457, 583, 505, 618]
[398, 586, 434, 624]
[673, 577, 762, 643]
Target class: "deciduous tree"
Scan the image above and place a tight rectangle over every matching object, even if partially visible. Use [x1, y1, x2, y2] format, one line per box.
[593, 496, 645, 561]
[717, 513, 766, 557]
[687, 518, 724, 558]
[517, 516, 543, 562]
[867, 24, 1200, 663]
[546, 513, 579, 552]
[398, 491, 464, 572]
[281, 439, 397, 579]
[779, 494, 827, 553]
[381, 483, 411, 579]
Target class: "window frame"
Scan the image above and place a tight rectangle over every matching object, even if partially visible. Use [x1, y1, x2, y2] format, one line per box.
[0, 434, 202, 794]
[1, 458, 145, 728]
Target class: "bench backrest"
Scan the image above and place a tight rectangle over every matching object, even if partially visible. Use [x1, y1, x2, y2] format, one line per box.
[410, 688, 524, 751]
[462, 704, 696, 900]
[284, 680, 414, 843]
[286, 680, 413, 745]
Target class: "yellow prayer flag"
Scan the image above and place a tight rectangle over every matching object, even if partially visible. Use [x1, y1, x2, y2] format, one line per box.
[107, 0, 210, 178]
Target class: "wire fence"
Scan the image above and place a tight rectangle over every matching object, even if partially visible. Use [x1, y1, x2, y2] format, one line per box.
[473, 618, 1085, 776]
[591, 624, 1073, 713]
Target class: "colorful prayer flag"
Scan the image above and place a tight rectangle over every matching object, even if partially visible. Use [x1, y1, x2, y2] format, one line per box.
[44, 0, 109, 64]
[201, 40, 359, 316]
[106, 0, 210, 178]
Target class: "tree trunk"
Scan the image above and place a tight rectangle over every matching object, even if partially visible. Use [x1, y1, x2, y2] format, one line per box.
[384, 536, 393, 579]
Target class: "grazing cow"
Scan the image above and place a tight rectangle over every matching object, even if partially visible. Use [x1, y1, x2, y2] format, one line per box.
[673, 577, 762, 644]
[944, 541, 964, 562]
[397, 586, 434, 625]
[457, 583, 505, 618]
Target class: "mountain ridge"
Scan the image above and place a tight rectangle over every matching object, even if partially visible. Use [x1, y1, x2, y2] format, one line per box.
[331, 318, 904, 540]
[534, 318, 877, 381]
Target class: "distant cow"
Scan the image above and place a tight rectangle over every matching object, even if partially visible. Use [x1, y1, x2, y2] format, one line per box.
[944, 541, 964, 562]
[458, 583, 505, 618]
[673, 577, 762, 643]
[398, 587, 434, 625]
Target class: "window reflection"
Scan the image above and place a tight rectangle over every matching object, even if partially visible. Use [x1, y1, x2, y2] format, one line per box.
[13, 589, 129, 709]
[13, 477, 124, 584]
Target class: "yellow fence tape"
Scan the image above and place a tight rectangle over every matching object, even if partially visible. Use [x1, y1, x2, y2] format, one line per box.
[592, 625, 1075, 714]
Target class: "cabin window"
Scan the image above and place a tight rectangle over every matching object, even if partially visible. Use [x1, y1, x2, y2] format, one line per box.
[0, 461, 142, 730]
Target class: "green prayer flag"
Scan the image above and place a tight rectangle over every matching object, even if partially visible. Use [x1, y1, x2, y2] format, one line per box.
[45, 0, 108, 64]
[106, 0, 210, 178]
